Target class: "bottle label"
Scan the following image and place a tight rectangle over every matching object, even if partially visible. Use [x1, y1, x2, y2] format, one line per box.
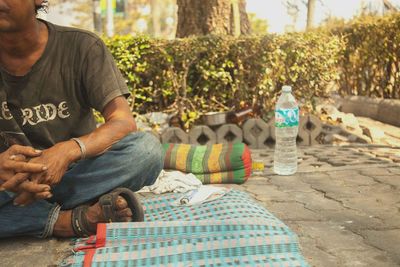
[275, 108, 299, 128]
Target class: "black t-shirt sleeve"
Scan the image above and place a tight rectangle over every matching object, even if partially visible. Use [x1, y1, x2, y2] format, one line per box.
[81, 39, 129, 112]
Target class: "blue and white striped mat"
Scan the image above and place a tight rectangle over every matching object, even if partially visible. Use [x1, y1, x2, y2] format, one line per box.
[62, 190, 309, 267]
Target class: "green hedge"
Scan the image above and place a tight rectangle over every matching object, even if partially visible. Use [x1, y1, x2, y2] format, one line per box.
[333, 14, 400, 99]
[104, 33, 343, 127]
[104, 13, 400, 127]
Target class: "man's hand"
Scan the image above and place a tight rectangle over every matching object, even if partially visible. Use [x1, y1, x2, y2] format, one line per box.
[0, 145, 53, 205]
[2, 141, 79, 206]
[0, 145, 47, 182]
[28, 140, 80, 186]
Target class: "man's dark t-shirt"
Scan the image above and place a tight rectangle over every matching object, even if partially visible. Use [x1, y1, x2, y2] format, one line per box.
[0, 20, 129, 151]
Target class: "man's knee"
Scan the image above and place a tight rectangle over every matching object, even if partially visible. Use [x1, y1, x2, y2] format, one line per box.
[116, 132, 164, 188]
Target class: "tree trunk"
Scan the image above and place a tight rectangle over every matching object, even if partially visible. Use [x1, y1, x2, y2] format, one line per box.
[176, 0, 250, 38]
[306, 0, 316, 30]
[231, 0, 241, 36]
[383, 0, 398, 12]
[150, 0, 162, 37]
[238, 0, 251, 35]
[92, 0, 102, 33]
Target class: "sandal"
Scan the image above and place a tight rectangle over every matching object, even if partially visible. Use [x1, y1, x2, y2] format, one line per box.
[71, 188, 144, 237]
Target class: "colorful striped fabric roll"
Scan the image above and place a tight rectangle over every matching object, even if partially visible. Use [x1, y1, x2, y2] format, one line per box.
[162, 143, 252, 184]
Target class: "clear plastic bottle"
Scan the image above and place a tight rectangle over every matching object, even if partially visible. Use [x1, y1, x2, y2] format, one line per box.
[273, 85, 299, 175]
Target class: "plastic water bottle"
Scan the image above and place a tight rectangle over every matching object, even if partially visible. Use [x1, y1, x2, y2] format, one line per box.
[273, 85, 299, 175]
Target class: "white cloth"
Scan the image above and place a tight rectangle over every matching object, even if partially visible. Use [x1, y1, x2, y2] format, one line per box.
[172, 186, 231, 206]
[138, 170, 202, 194]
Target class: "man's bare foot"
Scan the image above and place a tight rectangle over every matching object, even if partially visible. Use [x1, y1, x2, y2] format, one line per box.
[53, 196, 133, 237]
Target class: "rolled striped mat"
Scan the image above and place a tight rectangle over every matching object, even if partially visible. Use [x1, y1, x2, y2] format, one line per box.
[162, 143, 252, 184]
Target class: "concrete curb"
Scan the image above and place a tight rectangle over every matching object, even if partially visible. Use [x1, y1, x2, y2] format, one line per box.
[340, 96, 400, 127]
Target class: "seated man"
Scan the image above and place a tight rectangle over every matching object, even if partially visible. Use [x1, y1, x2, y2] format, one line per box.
[0, 0, 163, 238]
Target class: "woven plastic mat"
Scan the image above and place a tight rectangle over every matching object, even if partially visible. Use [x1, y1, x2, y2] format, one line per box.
[61, 190, 309, 267]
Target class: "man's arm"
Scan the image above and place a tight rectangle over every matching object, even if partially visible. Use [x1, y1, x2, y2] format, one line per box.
[5, 96, 135, 204]
[33, 96, 135, 183]
[64, 95, 136, 162]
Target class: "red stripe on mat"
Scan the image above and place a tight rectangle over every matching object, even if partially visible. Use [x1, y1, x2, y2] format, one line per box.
[242, 145, 252, 179]
[74, 244, 95, 252]
[74, 235, 97, 252]
[83, 249, 96, 267]
[87, 235, 95, 244]
[225, 143, 233, 183]
[96, 223, 107, 248]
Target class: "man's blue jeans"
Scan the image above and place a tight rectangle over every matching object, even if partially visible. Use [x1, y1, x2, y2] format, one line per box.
[0, 132, 163, 238]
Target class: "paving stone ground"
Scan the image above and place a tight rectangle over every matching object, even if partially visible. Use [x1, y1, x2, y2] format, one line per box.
[0, 145, 399, 267]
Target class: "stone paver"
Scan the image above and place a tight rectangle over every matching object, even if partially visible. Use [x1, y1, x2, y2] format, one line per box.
[242, 118, 270, 149]
[361, 229, 400, 263]
[254, 145, 400, 266]
[188, 125, 217, 145]
[216, 123, 243, 143]
[161, 127, 189, 143]
[372, 175, 400, 188]
[0, 145, 399, 267]
[295, 221, 397, 267]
